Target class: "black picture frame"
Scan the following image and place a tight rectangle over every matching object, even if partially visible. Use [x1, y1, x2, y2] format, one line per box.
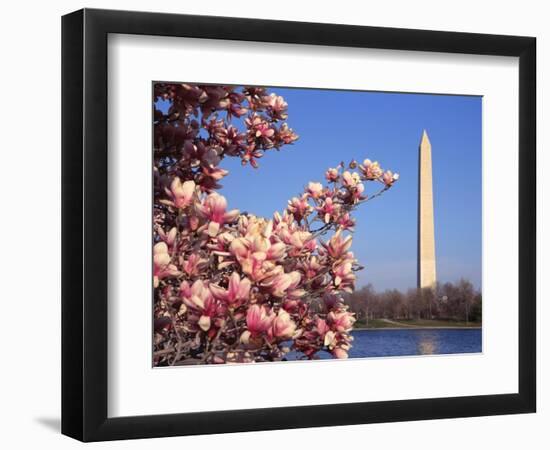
[62, 8, 536, 442]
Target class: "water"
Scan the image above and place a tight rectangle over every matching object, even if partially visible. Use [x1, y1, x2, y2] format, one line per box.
[287, 328, 482, 360]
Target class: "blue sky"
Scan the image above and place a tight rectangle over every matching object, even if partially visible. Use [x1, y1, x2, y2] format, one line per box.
[219, 88, 482, 291]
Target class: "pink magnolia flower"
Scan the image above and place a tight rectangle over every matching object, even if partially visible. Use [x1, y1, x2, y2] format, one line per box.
[275, 123, 299, 145]
[332, 260, 356, 291]
[359, 159, 383, 180]
[153, 242, 180, 288]
[182, 253, 206, 277]
[157, 227, 177, 247]
[201, 164, 229, 181]
[210, 272, 252, 307]
[350, 182, 366, 203]
[179, 279, 212, 310]
[287, 195, 312, 221]
[323, 330, 337, 348]
[246, 114, 275, 140]
[246, 304, 275, 335]
[264, 93, 288, 120]
[179, 280, 223, 332]
[324, 230, 353, 259]
[325, 167, 340, 182]
[382, 170, 400, 186]
[327, 310, 356, 332]
[306, 182, 324, 198]
[316, 197, 340, 223]
[197, 193, 239, 237]
[315, 317, 330, 337]
[332, 347, 349, 359]
[270, 310, 297, 339]
[337, 213, 355, 231]
[299, 256, 323, 280]
[181, 140, 220, 167]
[261, 271, 301, 297]
[162, 178, 195, 209]
[342, 171, 361, 189]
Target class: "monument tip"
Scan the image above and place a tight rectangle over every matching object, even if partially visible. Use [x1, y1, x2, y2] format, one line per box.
[421, 129, 430, 145]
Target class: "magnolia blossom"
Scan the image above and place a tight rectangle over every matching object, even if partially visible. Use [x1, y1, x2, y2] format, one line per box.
[332, 260, 355, 290]
[197, 193, 239, 237]
[287, 195, 311, 221]
[382, 170, 400, 186]
[276, 123, 299, 145]
[325, 167, 340, 182]
[210, 272, 252, 308]
[153, 242, 180, 288]
[327, 310, 356, 332]
[246, 304, 274, 336]
[324, 231, 353, 259]
[359, 159, 383, 180]
[182, 254, 206, 277]
[162, 178, 195, 209]
[246, 114, 275, 142]
[270, 310, 297, 339]
[342, 171, 361, 189]
[265, 93, 288, 120]
[261, 271, 301, 297]
[307, 182, 324, 198]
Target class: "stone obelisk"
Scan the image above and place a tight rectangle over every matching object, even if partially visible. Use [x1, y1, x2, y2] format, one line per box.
[418, 130, 437, 289]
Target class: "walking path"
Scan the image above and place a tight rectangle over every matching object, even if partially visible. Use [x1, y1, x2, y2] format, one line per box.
[379, 318, 419, 327]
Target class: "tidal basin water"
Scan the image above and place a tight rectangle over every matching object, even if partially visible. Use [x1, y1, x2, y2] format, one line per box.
[288, 328, 482, 360]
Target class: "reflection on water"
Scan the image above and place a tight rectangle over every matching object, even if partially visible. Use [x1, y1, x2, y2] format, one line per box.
[417, 333, 437, 355]
[286, 328, 482, 360]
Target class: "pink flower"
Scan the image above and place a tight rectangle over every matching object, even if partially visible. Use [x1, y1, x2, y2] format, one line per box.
[162, 177, 195, 209]
[324, 230, 353, 259]
[316, 318, 330, 337]
[267, 242, 286, 260]
[246, 114, 275, 142]
[198, 315, 211, 332]
[261, 271, 301, 297]
[359, 159, 383, 180]
[153, 242, 180, 288]
[182, 254, 206, 277]
[332, 260, 356, 291]
[265, 93, 288, 120]
[287, 195, 312, 221]
[179, 279, 212, 310]
[246, 304, 275, 335]
[337, 213, 355, 231]
[157, 227, 177, 247]
[327, 310, 356, 332]
[342, 171, 361, 188]
[316, 197, 339, 223]
[210, 272, 252, 307]
[325, 167, 339, 182]
[271, 310, 297, 339]
[275, 123, 299, 145]
[306, 182, 324, 198]
[332, 347, 349, 359]
[201, 164, 228, 181]
[382, 170, 399, 186]
[197, 193, 239, 236]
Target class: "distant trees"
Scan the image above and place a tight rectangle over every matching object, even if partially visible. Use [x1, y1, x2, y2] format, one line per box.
[344, 279, 481, 324]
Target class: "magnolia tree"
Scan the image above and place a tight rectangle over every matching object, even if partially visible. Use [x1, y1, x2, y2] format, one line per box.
[153, 83, 398, 365]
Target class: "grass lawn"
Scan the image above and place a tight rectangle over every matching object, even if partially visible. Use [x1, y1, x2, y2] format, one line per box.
[354, 318, 482, 329]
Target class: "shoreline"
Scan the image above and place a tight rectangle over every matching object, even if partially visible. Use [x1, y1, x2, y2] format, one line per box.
[352, 326, 482, 331]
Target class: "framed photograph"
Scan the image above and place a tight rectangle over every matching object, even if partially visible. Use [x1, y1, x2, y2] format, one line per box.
[61, 8, 536, 442]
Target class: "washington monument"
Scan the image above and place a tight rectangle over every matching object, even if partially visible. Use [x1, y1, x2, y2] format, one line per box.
[417, 130, 437, 289]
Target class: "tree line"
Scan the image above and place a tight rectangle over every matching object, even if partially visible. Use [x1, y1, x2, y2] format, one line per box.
[344, 279, 482, 324]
